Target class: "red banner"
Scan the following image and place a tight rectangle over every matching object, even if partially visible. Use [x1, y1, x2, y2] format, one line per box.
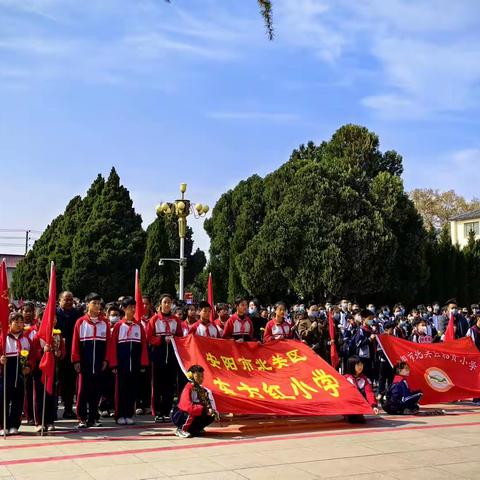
[377, 334, 480, 404]
[173, 336, 372, 416]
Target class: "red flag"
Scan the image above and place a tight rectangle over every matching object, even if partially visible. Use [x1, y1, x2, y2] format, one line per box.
[328, 309, 340, 369]
[135, 269, 144, 324]
[207, 272, 215, 323]
[377, 334, 480, 404]
[38, 262, 56, 395]
[444, 312, 455, 342]
[172, 335, 372, 416]
[0, 260, 10, 351]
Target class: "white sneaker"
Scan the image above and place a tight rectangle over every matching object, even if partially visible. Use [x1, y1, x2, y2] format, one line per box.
[135, 408, 144, 415]
[175, 428, 192, 438]
[125, 418, 134, 425]
[35, 425, 43, 433]
[47, 424, 56, 431]
[8, 428, 18, 435]
[0, 430, 5, 436]
[117, 417, 126, 425]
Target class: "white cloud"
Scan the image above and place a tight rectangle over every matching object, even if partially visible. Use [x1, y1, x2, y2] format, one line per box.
[275, 0, 480, 119]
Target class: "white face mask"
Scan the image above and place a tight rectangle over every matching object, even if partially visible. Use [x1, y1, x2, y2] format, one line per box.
[109, 315, 119, 324]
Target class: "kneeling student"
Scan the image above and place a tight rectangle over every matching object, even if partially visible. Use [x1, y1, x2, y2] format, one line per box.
[344, 356, 379, 423]
[382, 361, 422, 415]
[172, 365, 219, 438]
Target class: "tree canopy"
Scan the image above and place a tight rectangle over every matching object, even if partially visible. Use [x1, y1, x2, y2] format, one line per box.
[410, 188, 480, 229]
[206, 125, 427, 304]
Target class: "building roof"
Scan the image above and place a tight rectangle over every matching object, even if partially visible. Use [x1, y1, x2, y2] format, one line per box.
[450, 209, 480, 222]
[0, 254, 24, 268]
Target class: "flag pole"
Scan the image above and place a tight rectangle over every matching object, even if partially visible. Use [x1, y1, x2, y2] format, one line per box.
[41, 378, 47, 436]
[3, 359, 6, 440]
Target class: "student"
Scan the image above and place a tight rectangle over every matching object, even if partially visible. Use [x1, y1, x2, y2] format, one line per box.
[108, 297, 149, 425]
[99, 303, 121, 418]
[136, 295, 155, 416]
[182, 304, 198, 337]
[32, 323, 65, 432]
[376, 321, 396, 400]
[0, 313, 34, 435]
[71, 293, 110, 429]
[189, 302, 220, 338]
[214, 304, 230, 336]
[466, 315, 480, 404]
[382, 361, 422, 415]
[263, 302, 293, 342]
[172, 365, 219, 438]
[146, 294, 183, 423]
[222, 297, 255, 342]
[21, 301, 38, 424]
[351, 309, 377, 381]
[344, 356, 378, 423]
[410, 318, 436, 344]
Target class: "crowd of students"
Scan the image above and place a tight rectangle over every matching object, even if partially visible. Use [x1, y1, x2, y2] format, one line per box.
[1, 292, 479, 437]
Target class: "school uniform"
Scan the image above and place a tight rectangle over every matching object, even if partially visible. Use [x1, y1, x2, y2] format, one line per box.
[344, 373, 377, 408]
[0, 332, 33, 430]
[214, 319, 226, 337]
[146, 312, 183, 418]
[136, 314, 153, 414]
[221, 313, 255, 341]
[189, 321, 220, 338]
[263, 319, 293, 343]
[181, 320, 196, 337]
[172, 382, 216, 435]
[24, 324, 38, 423]
[383, 375, 422, 414]
[71, 315, 110, 424]
[108, 320, 148, 420]
[32, 335, 66, 427]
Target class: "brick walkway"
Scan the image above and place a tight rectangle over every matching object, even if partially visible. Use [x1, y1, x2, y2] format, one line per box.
[0, 403, 479, 479]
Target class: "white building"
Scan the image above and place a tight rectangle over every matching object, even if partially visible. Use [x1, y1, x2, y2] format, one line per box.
[450, 209, 480, 249]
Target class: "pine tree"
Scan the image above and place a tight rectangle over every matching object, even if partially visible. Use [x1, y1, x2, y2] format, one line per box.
[140, 217, 176, 299]
[67, 168, 145, 300]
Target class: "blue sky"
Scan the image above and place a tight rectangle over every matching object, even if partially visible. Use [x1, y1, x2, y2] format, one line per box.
[0, 0, 479, 256]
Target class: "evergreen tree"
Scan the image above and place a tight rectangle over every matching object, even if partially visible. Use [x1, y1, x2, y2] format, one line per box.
[66, 168, 145, 300]
[140, 217, 176, 299]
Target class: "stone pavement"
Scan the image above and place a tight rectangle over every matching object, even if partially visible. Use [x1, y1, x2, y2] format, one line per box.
[0, 403, 479, 480]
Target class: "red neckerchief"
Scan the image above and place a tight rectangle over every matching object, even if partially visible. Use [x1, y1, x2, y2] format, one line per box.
[233, 313, 249, 334]
[85, 314, 102, 338]
[8, 331, 24, 354]
[121, 319, 136, 337]
[274, 318, 289, 337]
[157, 312, 173, 334]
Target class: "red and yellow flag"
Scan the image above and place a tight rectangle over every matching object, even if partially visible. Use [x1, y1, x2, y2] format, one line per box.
[173, 336, 372, 416]
[377, 334, 480, 404]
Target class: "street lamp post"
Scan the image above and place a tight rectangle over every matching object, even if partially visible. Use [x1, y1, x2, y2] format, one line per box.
[156, 183, 209, 301]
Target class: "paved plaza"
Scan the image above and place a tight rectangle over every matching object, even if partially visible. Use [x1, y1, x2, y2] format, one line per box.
[0, 403, 478, 480]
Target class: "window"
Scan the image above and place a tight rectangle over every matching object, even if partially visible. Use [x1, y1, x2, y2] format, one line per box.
[464, 221, 480, 237]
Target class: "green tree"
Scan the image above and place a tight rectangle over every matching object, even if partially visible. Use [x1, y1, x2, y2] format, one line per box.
[66, 167, 146, 300]
[207, 124, 428, 304]
[410, 188, 480, 229]
[140, 217, 177, 299]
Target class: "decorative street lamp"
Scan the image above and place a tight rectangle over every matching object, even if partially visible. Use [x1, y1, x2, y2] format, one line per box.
[156, 183, 209, 301]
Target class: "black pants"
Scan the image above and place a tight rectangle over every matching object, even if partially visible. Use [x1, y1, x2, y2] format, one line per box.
[152, 361, 177, 417]
[172, 408, 214, 434]
[383, 393, 422, 415]
[58, 358, 76, 413]
[25, 371, 35, 421]
[378, 361, 394, 396]
[115, 370, 139, 419]
[99, 370, 115, 413]
[0, 375, 25, 430]
[136, 366, 151, 411]
[76, 371, 103, 423]
[34, 371, 57, 426]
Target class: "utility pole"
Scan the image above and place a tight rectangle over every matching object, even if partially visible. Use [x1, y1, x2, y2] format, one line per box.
[25, 230, 30, 255]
